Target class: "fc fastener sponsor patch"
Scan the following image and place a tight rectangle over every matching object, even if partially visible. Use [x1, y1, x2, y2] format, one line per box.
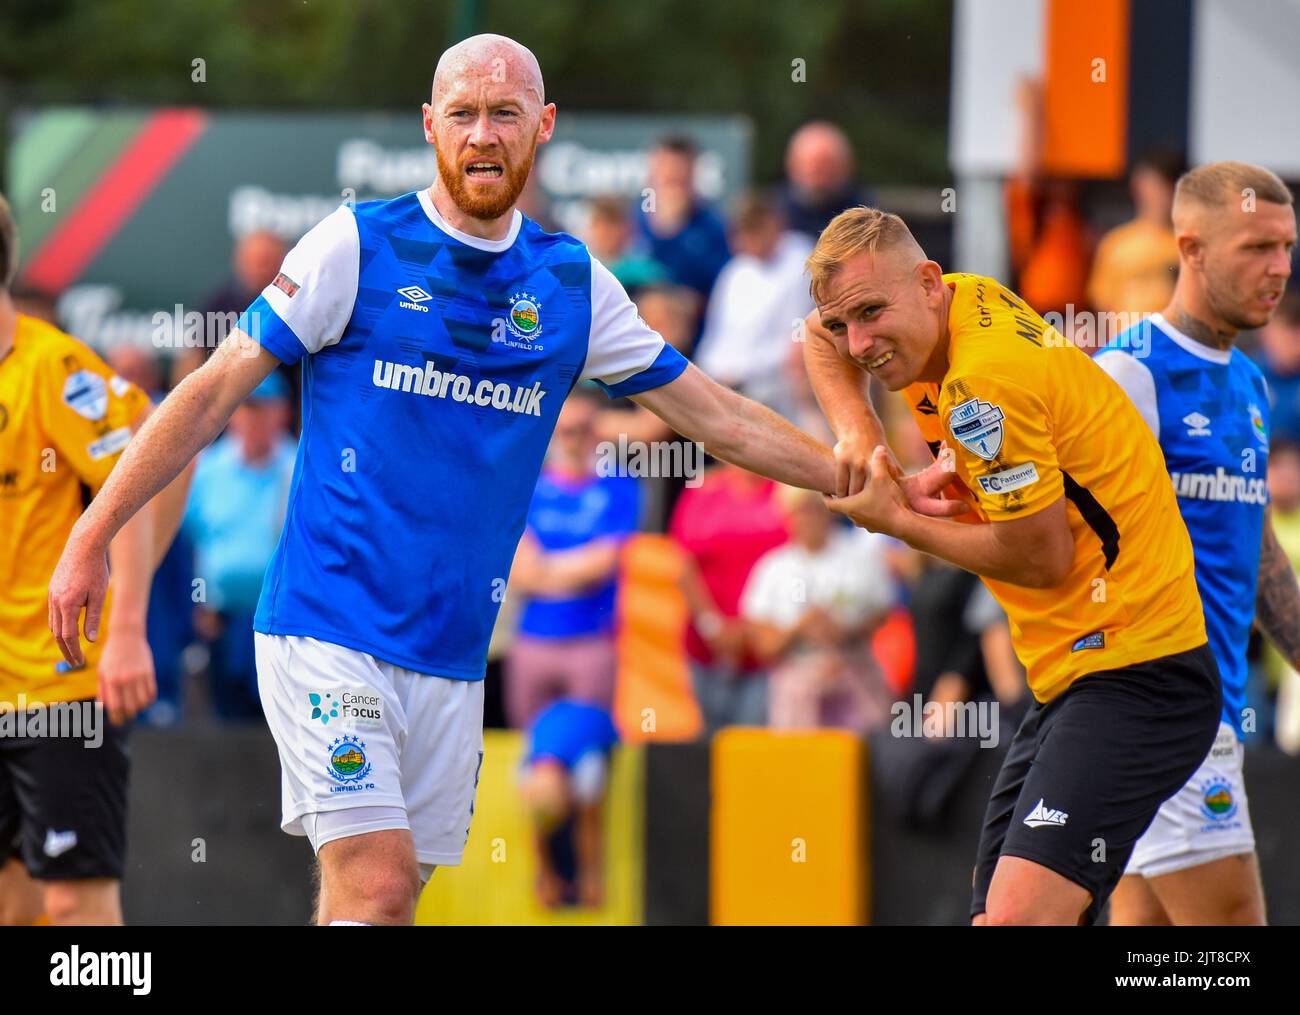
[87, 426, 132, 461]
[977, 461, 1039, 494]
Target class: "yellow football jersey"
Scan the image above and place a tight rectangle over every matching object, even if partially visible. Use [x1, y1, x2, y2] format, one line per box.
[0, 314, 148, 708]
[901, 274, 1206, 703]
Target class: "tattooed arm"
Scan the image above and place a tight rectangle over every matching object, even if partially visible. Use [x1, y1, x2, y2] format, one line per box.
[1256, 509, 1300, 667]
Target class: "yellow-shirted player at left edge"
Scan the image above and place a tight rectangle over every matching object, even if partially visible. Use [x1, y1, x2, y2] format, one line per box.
[0, 194, 191, 926]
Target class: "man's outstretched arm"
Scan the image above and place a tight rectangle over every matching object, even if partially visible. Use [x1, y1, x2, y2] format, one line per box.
[630, 362, 838, 493]
[49, 332, 281, 666]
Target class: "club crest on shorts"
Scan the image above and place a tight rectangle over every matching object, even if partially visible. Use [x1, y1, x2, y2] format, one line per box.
[1199, 778, 1238, 822]
[948, 397, 1004, 461]
[327, 735, 372, 787]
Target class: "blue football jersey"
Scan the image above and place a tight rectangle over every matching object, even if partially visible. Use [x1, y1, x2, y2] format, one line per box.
[236, 190, 687, 679]
[1097, 313, 1271, 737]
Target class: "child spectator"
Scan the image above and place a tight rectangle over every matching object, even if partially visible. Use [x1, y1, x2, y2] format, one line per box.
[519, 699, 620, 908]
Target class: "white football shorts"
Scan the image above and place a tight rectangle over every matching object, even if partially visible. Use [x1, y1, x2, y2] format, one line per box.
[255, 633, 485, 866]
[1125, 721, 1256, 879]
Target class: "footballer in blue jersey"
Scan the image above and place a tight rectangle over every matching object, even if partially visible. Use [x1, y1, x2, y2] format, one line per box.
[1096, 160, 1297, 926]
[50, 34, 975, 926]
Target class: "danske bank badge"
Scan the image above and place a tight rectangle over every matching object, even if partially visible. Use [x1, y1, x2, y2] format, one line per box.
[949, 397, 1005, 461]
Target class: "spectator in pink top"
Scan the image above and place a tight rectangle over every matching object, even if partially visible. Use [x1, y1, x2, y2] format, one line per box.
[668, 462, 787, 733]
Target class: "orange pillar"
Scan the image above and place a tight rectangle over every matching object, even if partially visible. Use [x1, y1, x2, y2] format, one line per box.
[710, 729, 869, 925]
[1042, 0, 1130, 179]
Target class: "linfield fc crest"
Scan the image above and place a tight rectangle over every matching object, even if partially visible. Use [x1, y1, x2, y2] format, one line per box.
[948, 397, 1005, 461]
[327, 735, 372, 784]
[1199, 778, 1238, 822]
[1249, 403, 1267, 445]
[507, 291, 542, 341]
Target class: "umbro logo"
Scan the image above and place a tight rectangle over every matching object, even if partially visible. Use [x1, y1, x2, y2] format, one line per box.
[1022, 799, 1068, 828]
[44, 828, 78, 858]
[916, 394, 938, 416]
[397, 286, 432, 312]
[1183, 411, 1211, 437]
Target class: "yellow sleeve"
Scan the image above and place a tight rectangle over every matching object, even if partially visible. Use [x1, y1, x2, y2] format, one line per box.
[942, 374, 1064, 522]
[40, 342, 149, 495]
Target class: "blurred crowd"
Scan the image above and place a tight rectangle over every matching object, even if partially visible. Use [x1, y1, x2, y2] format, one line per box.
[17, 120, 1300, 768]
[519, 120, 1290, 762]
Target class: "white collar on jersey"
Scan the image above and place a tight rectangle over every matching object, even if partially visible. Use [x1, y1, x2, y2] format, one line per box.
[1151, 312, 1233, 365]
[418, 187, 522, 252]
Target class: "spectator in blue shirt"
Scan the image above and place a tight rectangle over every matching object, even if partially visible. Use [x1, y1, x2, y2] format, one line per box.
[634, 136, 731, 309]
[183, 372, 296, 721]
[519, 699, 620, 908]
[506, 384, 641, 729]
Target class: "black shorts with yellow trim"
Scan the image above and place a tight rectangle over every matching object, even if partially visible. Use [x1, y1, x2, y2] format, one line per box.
[970, 643, 1220, 925]
[0, 698, 130, 881]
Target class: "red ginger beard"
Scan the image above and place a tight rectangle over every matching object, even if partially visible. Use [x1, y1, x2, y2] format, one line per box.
[435, 143, 536, 221]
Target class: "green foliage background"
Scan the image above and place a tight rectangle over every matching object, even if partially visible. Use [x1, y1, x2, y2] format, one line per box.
[0, 0, 951, 184]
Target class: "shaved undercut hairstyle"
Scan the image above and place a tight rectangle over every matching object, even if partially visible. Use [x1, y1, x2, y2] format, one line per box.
[806, 205, 922, 304]
[1173, 161, 1293, 218]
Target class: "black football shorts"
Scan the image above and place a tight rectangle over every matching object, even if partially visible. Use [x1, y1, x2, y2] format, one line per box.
[970, 643, 1221, 925]
[0, 699, 130, 881]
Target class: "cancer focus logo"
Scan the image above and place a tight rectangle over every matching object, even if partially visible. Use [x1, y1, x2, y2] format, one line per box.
[507, 291, 542, 341]
[327, 735, 372, 784]
[308, 691, 338, 725]
[1199, 778, 1238, 822]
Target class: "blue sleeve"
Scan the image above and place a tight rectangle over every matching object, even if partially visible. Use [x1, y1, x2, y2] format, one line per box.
[236, 295, 307, 366]
[595, 342, 689, 399]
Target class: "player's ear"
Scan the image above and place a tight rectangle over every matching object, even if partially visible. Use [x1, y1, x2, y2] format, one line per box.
[917, 260, 944, 303]
[536, 102, 557, 145]
[421, 103, 436, 145]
